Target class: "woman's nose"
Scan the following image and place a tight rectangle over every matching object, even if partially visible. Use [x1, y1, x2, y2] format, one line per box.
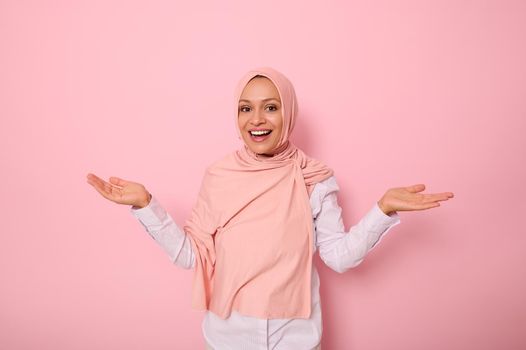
[250, 110, 265, 124]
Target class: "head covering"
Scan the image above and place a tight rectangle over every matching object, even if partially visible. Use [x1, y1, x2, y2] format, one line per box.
[183, 67, 334, 320]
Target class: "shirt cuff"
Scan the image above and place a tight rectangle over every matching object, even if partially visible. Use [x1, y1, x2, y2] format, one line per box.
[363, 202, 401, 233]
[129, 195, 168, 228]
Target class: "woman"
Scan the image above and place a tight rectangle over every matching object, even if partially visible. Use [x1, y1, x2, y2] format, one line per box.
[86, 67, 454, 349]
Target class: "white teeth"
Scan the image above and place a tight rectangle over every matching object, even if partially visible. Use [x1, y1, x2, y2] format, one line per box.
[250, 130, 271, 136]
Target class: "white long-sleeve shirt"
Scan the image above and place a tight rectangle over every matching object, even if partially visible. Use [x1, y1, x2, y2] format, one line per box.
[130, 175, 401, 349]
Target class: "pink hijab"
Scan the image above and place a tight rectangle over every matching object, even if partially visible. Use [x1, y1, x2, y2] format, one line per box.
[183, 67, 334, 319]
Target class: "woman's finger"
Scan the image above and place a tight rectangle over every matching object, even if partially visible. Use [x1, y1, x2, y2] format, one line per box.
[109, 176, 129, 188]
[420, 192, 454, 203]
[405, 184, 426, 193]
[405, 201, 441, 211]
[87, 173, 120, 202]
[87, 173, 107, 189]
[86, 175, 102, 191]
[420, 202, 441, 210]
[89, 179, 115, 201]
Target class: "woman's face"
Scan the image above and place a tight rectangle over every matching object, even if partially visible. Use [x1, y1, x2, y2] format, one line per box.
[238, 77, 283, 157]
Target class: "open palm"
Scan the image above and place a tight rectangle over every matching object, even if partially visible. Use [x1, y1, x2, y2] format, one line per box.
[86, 173, 151, 208]
[378, 184, 454, 215]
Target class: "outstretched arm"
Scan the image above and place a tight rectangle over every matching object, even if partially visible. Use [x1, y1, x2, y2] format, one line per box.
[130, 196, 196, 269]
[316, 177, 454, 273]
[316, 177, 401, 273]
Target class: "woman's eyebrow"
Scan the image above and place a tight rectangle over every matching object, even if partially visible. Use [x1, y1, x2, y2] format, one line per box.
[239, 98, 280, 103]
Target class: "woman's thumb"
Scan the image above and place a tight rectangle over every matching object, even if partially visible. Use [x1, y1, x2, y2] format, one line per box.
[109, 176, 129, 187]
[406, 184, 426, 193]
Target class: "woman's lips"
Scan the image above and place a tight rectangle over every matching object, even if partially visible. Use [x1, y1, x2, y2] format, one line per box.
[248, 130, 272, 142]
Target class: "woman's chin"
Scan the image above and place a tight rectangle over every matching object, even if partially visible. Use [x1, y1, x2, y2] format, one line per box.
[247, 145, 275, 156]
[242, 136, 278, 156]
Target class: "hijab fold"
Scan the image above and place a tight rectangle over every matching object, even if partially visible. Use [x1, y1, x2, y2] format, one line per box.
[183, 67, 334, 319]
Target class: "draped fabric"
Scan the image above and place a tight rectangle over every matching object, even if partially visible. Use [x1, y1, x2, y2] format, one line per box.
[183, 67, 334, 319]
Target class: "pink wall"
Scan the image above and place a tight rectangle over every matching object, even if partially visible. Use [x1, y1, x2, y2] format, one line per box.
[1, 0, 525, 349]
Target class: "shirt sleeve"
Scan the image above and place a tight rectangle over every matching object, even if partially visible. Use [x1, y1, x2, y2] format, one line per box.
[315, 177, 401, 273]
[129, 195, 196, 269]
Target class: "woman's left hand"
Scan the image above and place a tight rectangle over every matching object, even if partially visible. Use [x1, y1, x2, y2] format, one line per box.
[377, 184, 454, 216]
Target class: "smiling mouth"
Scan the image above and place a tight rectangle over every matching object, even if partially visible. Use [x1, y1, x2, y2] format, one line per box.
[249, 130, 272, 136]
[248, 130, 272, 142]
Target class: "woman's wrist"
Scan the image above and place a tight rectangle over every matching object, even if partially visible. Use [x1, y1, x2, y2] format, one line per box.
[135, 193, 152, 209]
[377, 199, 394, 216]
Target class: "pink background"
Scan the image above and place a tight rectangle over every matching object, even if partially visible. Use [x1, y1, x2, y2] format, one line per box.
[1, 0, 525, 349]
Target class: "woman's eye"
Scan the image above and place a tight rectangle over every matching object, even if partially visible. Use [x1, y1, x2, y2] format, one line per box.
[239, 105, 277, 112]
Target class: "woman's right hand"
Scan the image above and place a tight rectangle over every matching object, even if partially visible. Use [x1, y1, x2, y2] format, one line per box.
[86, 173, 152, 208]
